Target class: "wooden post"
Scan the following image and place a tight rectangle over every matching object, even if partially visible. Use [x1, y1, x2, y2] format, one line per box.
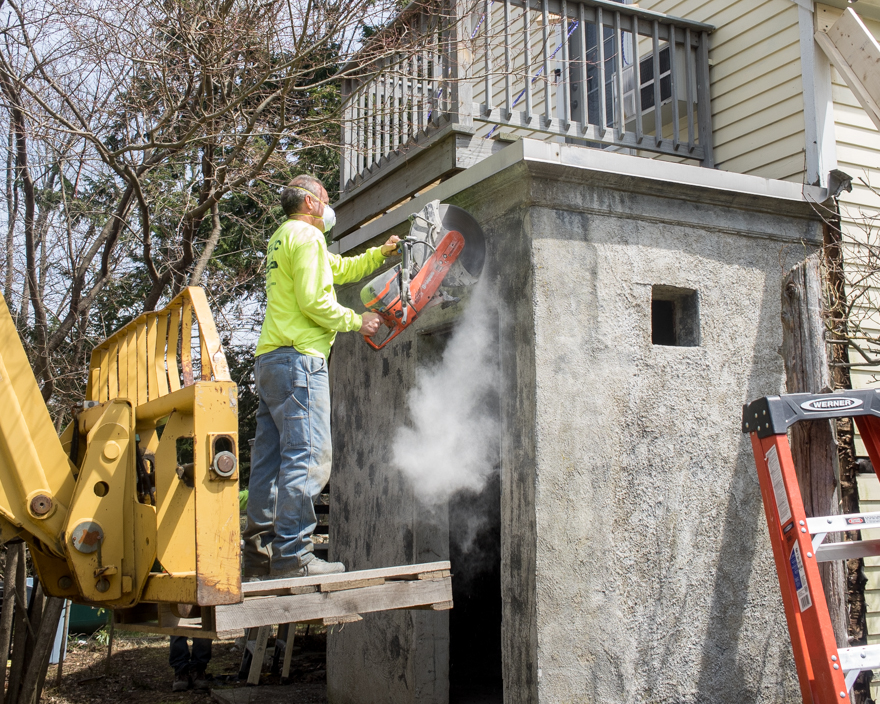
[54, 601, 70, 686]
[18, 595, 64, 704]
[781, 252, 848, 648]
[6, 545, 29, 704]
[0, 545, 20, 704]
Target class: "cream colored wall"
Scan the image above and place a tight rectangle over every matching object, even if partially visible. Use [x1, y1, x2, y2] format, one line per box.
[640, 0, 806, 181]
[820, 7, 880, 453]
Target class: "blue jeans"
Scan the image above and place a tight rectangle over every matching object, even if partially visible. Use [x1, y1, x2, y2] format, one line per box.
[169, 637, 211, 675]
[243, 348, 331, 575]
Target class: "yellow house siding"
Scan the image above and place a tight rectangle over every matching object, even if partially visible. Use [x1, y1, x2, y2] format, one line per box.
[639, 0, 806, 182]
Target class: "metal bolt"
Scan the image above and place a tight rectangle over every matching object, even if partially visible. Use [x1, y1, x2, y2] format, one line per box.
[30, 494, 53, 517]
[828, 518, 833, 524]
[833, 656, 838, 662]
[801, 528, 807, 533]
[841, 693, 846, 698]
[834, 664, 839, 670]
[862, 652, 867, 658]
[800, 521, 805, 526]
[95, 577, 110, 593]
[58, 576, 72, 590]
[807, 552, 813, 558]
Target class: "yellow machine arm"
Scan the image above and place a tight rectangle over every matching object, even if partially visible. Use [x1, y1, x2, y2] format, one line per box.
[0, 288, 241, 609]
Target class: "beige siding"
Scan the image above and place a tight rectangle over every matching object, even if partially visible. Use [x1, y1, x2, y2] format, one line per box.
[856, 473, 880, 699]
[640, 0, 806, 181]
[829, 12, 880, 450]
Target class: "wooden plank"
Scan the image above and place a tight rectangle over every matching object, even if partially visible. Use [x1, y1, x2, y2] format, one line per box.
[97, 347, 110, 403]
[154, 313, 170, 397]
[307, 614, 362, 626]
[146, 315, 159, 401]
[248, 625, 270, 685]
[180, 300, 194, 386]
[187, 287, 230, 381]
[167, 307, 181, 392]
[136, 321, 147, 405]
[417, 569, 451, 580]
[215, 577, 452, 632]
[241, 561, 450, 595]
[320, 577, 385, 593]
[126, 330, 137, 401]
[281, 625, 294, 680]
[406, 600, 453, 611]
[107, 340, 119, 399]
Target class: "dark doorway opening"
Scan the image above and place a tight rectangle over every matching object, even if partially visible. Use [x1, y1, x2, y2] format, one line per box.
[448, 471, 503, 703]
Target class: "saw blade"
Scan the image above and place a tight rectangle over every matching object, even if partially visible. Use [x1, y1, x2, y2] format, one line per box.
[438, 204, 485, 279]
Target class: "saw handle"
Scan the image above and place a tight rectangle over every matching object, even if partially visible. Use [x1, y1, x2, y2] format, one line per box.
[364, 323, 407, 350]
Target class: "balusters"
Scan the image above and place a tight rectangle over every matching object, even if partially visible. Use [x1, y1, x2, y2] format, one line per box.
[504, 0, 512, 118]
[523, 0, 533, 123]
[484, 0, 493, 116]
[613, 11, 624, 138]
[651, 20, 662, 147]
[669, 24, 680, 151]
[596, 7, 606, 136]
[561, 0, 570, 129]
[632, 15, 643, 144]
[541, 0, 550, 125]
[695, 30, 713, 166]
[338, 0, 713, 185]
[685, 27, 695, 154]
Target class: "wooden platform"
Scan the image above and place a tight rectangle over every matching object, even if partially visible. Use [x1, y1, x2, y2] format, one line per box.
[114, 561, 452, 639]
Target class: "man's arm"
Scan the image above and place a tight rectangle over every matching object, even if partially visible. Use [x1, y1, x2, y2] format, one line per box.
[329, 247, 386, 285]
[291, 238, 364, 332]
[330, 236, 400, 285]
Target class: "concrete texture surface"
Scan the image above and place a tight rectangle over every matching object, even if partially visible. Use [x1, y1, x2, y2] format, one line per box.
[326, 144, 823, 704]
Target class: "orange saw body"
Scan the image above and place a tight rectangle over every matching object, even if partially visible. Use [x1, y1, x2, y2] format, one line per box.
[361, 229, 465, 350]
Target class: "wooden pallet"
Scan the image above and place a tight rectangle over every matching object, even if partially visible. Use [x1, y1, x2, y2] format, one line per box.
[114, 561, 452, 640]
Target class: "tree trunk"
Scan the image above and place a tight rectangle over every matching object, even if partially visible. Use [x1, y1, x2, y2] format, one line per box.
[6, 545, 28, 704]
[0, 546, 20, 704]
[781, 253, 849, 648]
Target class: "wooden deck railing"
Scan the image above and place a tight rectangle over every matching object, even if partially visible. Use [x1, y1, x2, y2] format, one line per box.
[340, 0, 714, 192]
[87, 287, 231, 405]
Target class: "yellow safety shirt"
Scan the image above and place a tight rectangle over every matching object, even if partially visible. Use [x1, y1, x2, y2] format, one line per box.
[255, 219, 385, 359]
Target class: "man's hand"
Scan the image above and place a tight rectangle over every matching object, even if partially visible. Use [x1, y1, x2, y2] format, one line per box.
[380, 235, 401, 257]
[359, 311, 382, 337]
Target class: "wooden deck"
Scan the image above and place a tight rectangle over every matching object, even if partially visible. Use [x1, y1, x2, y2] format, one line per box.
[114, 561, 452, 639]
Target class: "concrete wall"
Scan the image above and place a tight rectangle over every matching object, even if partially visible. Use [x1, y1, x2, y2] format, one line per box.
[326, 144, 823, 703]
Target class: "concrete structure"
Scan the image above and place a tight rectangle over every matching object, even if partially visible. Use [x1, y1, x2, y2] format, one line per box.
[326, 140, 825, 703]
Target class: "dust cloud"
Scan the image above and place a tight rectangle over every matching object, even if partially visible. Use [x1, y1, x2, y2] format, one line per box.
[391, 280, 501, 510]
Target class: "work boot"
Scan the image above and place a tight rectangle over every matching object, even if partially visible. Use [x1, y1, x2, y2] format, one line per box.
[172, 671, 190, 692]
[266, 566, 306, 580]
[191, 669, 210, 691]
[301, 557, 345, 576]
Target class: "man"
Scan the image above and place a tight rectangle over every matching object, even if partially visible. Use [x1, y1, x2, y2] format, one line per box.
[170, 636, 211, 691]
[243, 174, 399, 579]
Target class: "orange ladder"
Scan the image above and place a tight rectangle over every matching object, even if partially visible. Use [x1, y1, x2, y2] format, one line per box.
[743, 390, 880, 703]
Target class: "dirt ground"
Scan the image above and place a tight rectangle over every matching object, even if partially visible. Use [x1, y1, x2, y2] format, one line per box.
[40, 627, 329, 704]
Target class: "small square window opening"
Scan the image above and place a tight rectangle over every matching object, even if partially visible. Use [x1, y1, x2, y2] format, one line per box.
[651, 286, 700, 347]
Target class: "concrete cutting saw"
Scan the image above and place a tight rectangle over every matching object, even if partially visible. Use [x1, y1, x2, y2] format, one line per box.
[360, 200, 485, 350]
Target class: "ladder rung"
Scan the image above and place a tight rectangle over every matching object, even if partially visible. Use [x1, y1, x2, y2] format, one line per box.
[815, 538, 880, 562]
[807, 511, 880, 533]
[839, 645, 880, 672]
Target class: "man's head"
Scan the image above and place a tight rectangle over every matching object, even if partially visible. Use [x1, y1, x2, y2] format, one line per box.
[281, 175, 328, 218]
